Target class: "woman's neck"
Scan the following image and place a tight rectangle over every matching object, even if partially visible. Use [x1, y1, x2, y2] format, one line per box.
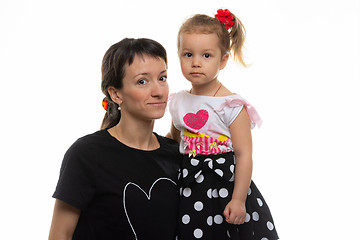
[109, 117, 159, 151]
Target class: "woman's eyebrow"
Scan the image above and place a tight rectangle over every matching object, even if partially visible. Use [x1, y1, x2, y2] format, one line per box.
[133, 69, 167, 78]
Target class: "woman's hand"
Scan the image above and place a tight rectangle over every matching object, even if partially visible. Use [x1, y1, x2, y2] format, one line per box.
[223, 198, 246, 225]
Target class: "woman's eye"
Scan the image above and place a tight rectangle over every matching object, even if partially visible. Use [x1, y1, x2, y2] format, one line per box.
[185, 53, 192, 57]
[203, 53, 210, 58]
[138, 79, 148, 85]
[159, 76, 167, 82]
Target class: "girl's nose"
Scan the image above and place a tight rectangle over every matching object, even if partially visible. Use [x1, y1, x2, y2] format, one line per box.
[191, 56, 201, 68]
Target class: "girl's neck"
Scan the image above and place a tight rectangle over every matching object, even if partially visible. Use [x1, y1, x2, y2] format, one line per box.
[109, 117, 158, 150]
[190, 80, 222, 96]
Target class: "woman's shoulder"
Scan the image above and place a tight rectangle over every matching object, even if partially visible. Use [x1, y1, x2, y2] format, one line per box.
[67, 129, 110, 153]
[155, 133, 179, 148]
[155, 133, 181, 155]
[74, 129, 107, 143]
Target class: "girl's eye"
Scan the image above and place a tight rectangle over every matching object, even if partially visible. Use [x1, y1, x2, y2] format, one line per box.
[138, 79, 148, 85]
[159, 76, 167, 82]
[185, 53, 192, 57]
[203, 53, 210, 58]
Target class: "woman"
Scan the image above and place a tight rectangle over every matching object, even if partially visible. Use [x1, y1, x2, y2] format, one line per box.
[48, 38, 181, 239]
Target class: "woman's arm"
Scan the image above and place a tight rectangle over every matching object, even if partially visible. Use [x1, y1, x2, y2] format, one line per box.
[223, 107, 253, 225]
[48, 199, 81, 240]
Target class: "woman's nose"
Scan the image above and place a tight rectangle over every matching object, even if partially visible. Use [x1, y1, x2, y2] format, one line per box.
[151, 81, 166, 97]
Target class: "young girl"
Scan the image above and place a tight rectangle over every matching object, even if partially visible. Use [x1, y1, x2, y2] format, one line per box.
[168, 9, 279, 240]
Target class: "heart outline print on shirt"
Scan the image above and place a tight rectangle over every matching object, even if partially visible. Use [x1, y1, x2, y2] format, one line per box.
[183, 109, 209, 131]
[123, 178, 177, 240]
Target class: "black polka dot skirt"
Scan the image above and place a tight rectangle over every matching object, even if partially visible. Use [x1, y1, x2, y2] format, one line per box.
[178, 152, 279, 240]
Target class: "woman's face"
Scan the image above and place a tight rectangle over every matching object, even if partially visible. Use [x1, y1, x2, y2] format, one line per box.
[118, 54, 168, 122]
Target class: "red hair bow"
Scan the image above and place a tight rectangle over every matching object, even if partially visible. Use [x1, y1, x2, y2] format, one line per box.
[215, 9, 234, 30]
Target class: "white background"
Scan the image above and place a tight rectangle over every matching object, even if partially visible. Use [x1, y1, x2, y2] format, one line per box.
[0, 0, 359, 239]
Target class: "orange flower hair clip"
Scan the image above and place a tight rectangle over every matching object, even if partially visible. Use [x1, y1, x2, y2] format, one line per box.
[215, 9, 235, 30]
[102, 97, 109, 111]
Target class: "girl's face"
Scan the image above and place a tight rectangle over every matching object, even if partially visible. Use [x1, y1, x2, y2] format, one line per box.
[116, 54, 168, 122]
[178, 32, 228, 87]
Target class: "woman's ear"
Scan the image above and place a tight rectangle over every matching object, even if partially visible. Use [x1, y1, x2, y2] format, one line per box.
[220, 53, 229, 70]
[107, 87, 122, 105]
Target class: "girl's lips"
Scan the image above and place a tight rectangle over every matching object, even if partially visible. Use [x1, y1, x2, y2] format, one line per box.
[190, 72, 203, 76]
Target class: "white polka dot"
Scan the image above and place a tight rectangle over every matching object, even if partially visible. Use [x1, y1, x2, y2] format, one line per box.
[194, 201, 203, 211]
[212, 189, 219, 198]
[229, 164, 235, 173]
[182, 168, 188, 178]
[183, 187, 192, 197]
[207, 188, 212, 198]
[208, 160, 213, 169]
[229, 174, 234, 182]
[214, 169, 224, 177]
[195, 174, 204, 183]
[267, 221, 274, 231]
[252, 211, 259, 221]
[261, 238, 269, 240]
[214, 215, 223, 224]
[182, 214, 190, 224]
[194, 228, 203, 238]
[191, 158, 199, 166]
[207, 216, 213, 226]
[219, 188, 229, 198]
[216, 157, 225, 164]
[194, 170, 202, 179]
[257, 198, 263, 207]
[245, 213, 251, 222]
[247, 188, 252, 195]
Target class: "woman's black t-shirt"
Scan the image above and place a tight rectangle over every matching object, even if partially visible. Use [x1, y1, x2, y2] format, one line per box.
[53, 129, 181, 239]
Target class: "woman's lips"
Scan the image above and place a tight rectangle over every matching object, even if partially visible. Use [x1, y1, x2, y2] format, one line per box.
[147, 101, 166, 106]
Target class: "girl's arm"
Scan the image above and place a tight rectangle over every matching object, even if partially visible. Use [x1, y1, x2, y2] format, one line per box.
[223, 107, 253, 225]
[166, 122, 181, 143]
[48, 199, 81, 240]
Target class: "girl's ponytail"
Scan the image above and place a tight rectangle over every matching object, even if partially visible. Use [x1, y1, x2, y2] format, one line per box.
[214, 9, 247, 67]
[229, 14, 246, 67]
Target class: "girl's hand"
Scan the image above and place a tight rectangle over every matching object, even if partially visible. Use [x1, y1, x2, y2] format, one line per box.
[223, 199, 246, 225]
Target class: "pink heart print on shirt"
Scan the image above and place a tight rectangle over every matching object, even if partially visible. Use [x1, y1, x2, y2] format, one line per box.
[183, 109, 209, 130]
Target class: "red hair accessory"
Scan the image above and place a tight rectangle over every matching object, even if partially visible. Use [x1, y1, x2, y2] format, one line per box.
[102, 97, 109, 111]
[215, 9, 234, 30]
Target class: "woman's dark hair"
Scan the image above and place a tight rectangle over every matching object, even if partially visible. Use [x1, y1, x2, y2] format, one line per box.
[100, 38, 167, 130]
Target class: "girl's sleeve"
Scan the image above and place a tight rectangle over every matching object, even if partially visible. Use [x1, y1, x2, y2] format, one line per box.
[215, 97, 263, 129]
[168, 92, 182, 131]
[52, 138, 96, 211]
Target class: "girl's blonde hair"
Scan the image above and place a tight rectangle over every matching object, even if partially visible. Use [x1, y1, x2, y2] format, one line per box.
[177, 12, 246, 67]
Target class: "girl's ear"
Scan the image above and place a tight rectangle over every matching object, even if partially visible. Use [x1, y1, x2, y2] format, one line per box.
[108, 87, 123, 105]
[220, 53, 229, 70]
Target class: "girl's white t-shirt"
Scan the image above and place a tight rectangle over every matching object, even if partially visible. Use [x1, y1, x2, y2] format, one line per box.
[168, 90, 262, 155]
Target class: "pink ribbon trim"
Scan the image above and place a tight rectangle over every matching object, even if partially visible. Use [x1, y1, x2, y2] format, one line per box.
[215, 98, 263, 128]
